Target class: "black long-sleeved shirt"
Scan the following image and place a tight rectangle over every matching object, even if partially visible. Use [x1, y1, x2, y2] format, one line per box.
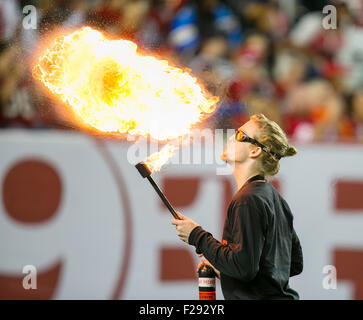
[189, 176, 303, 300]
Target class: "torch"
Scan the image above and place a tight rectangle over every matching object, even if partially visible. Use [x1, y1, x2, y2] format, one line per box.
[135, 161, 179, 219]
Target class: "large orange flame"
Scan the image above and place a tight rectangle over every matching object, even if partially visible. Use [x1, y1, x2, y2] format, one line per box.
[33, 27, 218, 170]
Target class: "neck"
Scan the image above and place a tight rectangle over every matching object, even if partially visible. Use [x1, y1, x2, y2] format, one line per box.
[232, 162, 262, 190]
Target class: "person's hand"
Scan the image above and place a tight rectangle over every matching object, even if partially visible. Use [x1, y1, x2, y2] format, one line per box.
[197, 256, 221, 279]
[171, 212, 199, 243]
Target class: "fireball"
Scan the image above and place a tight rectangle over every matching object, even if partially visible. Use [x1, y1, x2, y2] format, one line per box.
[33, 27, 218, 142]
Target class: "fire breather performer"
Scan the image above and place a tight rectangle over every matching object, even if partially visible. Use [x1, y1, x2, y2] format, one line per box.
[33, 27, 302, 300]
[172, 114, 303, 300]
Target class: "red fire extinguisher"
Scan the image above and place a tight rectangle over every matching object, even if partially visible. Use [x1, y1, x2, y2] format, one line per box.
[198, 263, 216, 300]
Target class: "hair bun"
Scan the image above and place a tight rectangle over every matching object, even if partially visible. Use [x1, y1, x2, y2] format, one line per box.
[284, 146, 297, 157]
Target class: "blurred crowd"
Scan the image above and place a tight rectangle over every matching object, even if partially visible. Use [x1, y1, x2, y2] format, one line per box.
[1, 0, 363, 142]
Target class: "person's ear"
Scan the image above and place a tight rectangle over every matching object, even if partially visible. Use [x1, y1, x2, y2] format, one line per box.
[250, 146, 263, 159]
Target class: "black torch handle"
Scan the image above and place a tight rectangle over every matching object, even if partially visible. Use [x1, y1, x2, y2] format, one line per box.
[146, 176, 180, 220]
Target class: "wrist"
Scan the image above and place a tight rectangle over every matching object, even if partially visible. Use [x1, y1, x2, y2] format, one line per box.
[188, 225, 202, 245]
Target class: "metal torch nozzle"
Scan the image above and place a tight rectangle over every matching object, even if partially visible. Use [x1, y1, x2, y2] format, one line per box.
[135, 161, 152, 178]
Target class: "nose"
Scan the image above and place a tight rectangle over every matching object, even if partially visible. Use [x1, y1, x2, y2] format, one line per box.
[224, 134, 234, 150]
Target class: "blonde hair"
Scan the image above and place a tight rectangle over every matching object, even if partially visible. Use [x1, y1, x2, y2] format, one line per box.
[250, 113, 297, 177]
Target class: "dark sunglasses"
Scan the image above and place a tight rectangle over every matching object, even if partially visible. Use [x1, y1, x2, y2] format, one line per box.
[235, 129, 281, 160]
